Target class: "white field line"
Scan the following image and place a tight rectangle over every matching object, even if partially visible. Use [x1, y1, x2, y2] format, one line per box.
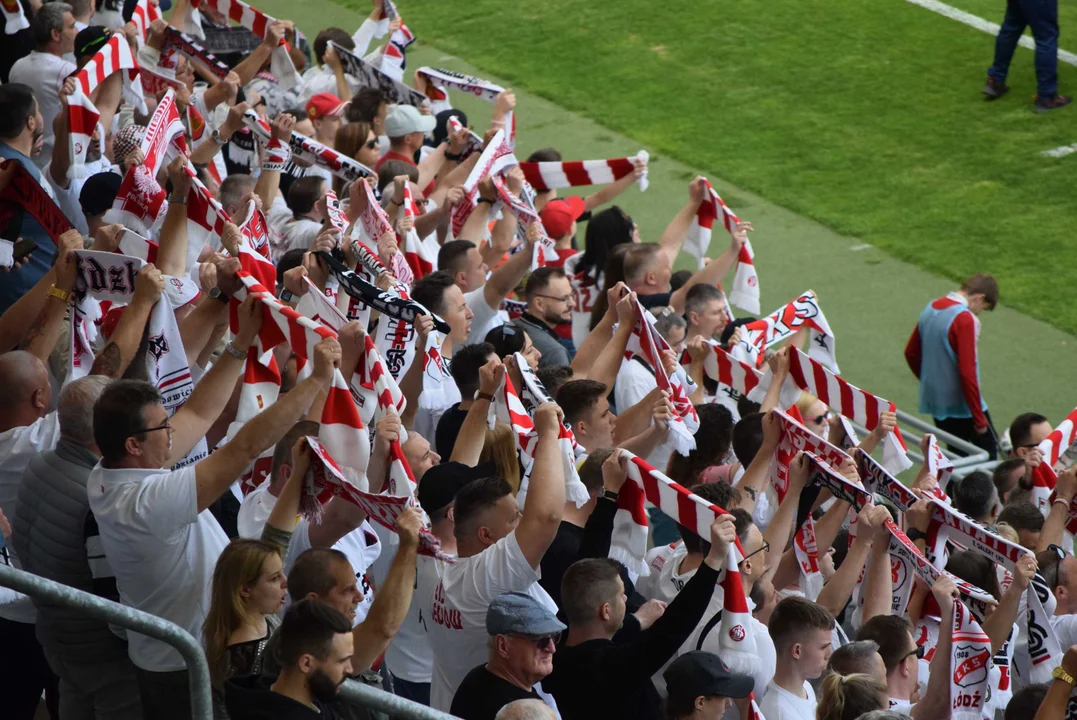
[849, 244, 873, 251]
[1041, 144, 1077, 158]
[902, 0, 1077, 66]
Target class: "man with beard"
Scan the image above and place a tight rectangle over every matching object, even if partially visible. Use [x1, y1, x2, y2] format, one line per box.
[225, 599, 355, 719]
[512, 267, 575, 368]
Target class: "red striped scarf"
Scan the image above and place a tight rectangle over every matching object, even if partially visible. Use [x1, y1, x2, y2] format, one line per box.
[689, 178, 759, 314]
[130, 0, 162, 39]
[1030, 405, 1077, 538]
[491, 174, 558, 269]
[183, 0, 297, 88]
[400, 185, 438, 279]
[924, 433, 954, 489]
[0, 159, 72, 243]
[732, 290, 839, 373]
[450, 128, 516, 237]
[376, 0, 414, 82]
[416, 66, 515, 148]
[69, 36, 146, 179]
[243, 110, 373, 184]
[520, 151, 649, 193]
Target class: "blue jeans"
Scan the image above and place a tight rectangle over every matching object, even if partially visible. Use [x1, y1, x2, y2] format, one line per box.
[988, 0, 1060, 98]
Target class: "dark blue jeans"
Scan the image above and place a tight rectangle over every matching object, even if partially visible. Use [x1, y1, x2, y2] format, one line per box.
[385, 671, 431, 707]
[988, 0, 1060, 98]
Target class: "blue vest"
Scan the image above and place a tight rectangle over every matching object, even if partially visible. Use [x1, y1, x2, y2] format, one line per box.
[0, 142, 58, 318]
[917, 301, 987, 420]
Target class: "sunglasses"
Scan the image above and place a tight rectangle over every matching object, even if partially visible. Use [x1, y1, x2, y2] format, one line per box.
[739, 540, 770, 566]
[511, 632, 561, 650]
[365, 139, 378, 150]
[904, 645, 926, 661]
[127, 422, 171, 439]
[811, 411, 831, 425]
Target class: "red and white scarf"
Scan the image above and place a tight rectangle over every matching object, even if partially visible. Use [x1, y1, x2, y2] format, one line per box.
[491, 174, 559, 269]
[129, 0, 162, 41]
[625, 300, 699, 455]
[182, 162, 231, 266]
[243, 110, 373, 183]
[69, 35, 147, 179]
[416, 66, 515, 148]
[688, 178, 759, 314]
[752, 347, 911, 474]
[328, 40, 426, 107]
[111, 90, 188, 235]
[450, 128, 516, 237]
[731, 290, 839, 373]
[183, 0, 298, 88]
[233, 351, 282, 495]
[399, 185, 438, 279]
[376, 3, 414, 82]
[771, 409, 850, 506]
[519, 151, 649, 193]
[0, 0, 28, 34]
[699, 340, 798, 417]
[1030, 405, 1077, 540]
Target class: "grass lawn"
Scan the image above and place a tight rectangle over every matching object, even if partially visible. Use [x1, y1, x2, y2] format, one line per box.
[330, 0, 1077, 337]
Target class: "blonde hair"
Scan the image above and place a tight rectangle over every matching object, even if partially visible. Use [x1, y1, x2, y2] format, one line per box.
[816, 672, 888, 720]
[796, 392, 819, 416]
[481, 423, 521, 493]
[994, 521, 1019, 543]
[202, 538, 281, 688]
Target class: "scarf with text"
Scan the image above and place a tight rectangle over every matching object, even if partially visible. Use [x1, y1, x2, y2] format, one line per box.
[491, 174, 559, 269]
[112, 90, 188, 235]
[69, 36, 146, 179]
[447, 115, 485, 158]
[625, 300, 699, 455]
[243, 110, 374, 183]
[688, 178, 759, 313]
[450, 128, 516, 237]
[520, 151, 649, 193]
[731, 290, 839, 373]
[328, 40, 426, 107]
[699, 340, 799, 416]
[416, 66, 516, 148]
[375, 2, 414, 82]
[183, 0, 297, 88]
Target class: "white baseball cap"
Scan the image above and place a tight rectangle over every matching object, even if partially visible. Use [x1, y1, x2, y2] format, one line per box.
[384, 105, 436, 138]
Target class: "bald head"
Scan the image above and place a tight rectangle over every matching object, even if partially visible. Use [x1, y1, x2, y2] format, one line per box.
[59, 376, 110, 449]
[494, 700, 557, 720]
[0, 351, 51, 429]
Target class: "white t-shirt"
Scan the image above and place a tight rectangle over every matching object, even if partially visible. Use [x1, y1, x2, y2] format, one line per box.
[428, 530, 557, 711]
[686, 595, 775, 702]
[614, 357, 673, 472]
[889, 697, 914, 715]
[464, 285, 504, 345]
[266, 195, 324, 257]
[759, 680, 817, 720]
[561, 252, 599, 350]
[413, 367, 461, 444]
[0, 414, 62, 622]
[282, 519, 381, 625]
[87, 464, 229, 671]
[637, 542, 693, 604]
[9, 51, 76, 169]
[236, 478, 275, 539]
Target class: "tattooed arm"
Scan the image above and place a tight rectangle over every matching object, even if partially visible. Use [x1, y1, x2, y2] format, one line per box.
[91, 266, 165, 378]
[20, 230, 83, 362]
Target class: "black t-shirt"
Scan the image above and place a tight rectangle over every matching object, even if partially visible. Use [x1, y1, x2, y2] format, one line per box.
[449, 666, 543, 720]
[435, 403, 469, 460]
[638, 292, 673, 309]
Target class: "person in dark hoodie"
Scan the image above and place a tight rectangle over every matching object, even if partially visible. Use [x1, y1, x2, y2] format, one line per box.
[225, 599, 353, 720]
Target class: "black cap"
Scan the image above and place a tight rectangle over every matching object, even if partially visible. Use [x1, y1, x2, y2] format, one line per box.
[416, 461, 493, 515]
[75, 26, 111, 59]
[664, 651, 754, 702]
[79, 171, 122, 217]
[431, 108, 468, 148]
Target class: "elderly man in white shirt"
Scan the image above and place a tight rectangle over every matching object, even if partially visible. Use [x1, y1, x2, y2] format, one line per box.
[87, 298, 340, 720]
[9, 2, 77, 169]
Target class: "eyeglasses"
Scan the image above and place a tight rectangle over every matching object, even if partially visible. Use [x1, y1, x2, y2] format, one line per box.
[534, 293, 574, 304]
[127, 423, 171, 439]
[903, 645, 926, 661]
[511, 632, 561, 650]
[739, 540, 770, 566]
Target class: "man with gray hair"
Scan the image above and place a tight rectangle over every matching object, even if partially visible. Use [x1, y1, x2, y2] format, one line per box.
[9, 2, 77, 168]
[494, 699, 558, 720]
[826, 639, 887, 683]
[15, 375, 144, 719]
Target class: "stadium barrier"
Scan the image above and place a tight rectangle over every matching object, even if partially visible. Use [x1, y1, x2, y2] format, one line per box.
[849, 410, 994, 479]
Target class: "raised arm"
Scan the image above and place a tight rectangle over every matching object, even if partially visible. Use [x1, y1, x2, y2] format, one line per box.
[351, 507, 422, 670]
[658, 177, 706, 263]
[815, 504, 887, 616]
[20, 230, 82, 362]
[759, 347, 790, 413]
[733, 409, 780, 515]
[193, 337, 338, 512]
[398, 314, 433, 431]
[983, 555, 1036, 655]
[482, 221, 537, 321]
[264, 437, 309, 535]
[1039, 468, 1077, 551]
[451, 359, 503, 466]
[155, 160, 193, 277]
[761, 452, 810, 570]
[911, 577, 958, 720]
[90, 265, 165, 378]
[515, 403, 567, 569]
[856, 411, 897, 457]
[584, 158, 645, 212]
[254, 113, 295, 209]
[668, 220, 750, 314]
[573, 285, 634, 390]
[618, 394, 673, 459]
[860, 520, 895, 624]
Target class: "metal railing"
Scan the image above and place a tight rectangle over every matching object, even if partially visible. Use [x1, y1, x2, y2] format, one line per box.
[0, 563, 460, 720]
[849, 409, 995, 478]
[0, 562, 213, 719]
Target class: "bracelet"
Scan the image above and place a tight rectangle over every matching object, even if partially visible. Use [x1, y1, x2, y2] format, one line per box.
[46, 284, 71, 303]
[223, 341, 248, 361]
[1053, 665, 1076, 686]
[906, 528, 928, 542]
[169, 194, 188, 205]
[445, 151, 463, 161]
[1054, 498, 1072, 508]
[475, 391, 494, 402]
[602, 489, 620, 502]
[211, 129, 229, 146]
[477, 197, 494, 205]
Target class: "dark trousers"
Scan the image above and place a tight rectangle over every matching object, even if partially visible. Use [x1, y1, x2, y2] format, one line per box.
[988, 0, 1060, 97]
[934, 411, 998, 461]
[0, 617, 59, 720]
[389, 673, 431, 706]
[135, 667, 191, 720]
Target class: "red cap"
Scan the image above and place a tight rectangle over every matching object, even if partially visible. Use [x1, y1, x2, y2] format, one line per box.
[539, 196, 586, 239]
[306, 93, 347, 120]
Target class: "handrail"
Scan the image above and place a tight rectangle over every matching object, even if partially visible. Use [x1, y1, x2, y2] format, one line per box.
[338, 679, 460, 719]
[0, 563, 213, 720]
[847, 409, 990, 476]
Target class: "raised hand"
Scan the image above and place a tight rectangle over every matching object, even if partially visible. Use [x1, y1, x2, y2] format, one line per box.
[233, 294, 264, 348]
[311, 336, 342, 382]
[133, 264, 165, 306]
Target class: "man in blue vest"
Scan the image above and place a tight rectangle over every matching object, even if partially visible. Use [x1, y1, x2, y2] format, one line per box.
[905, 274, 1000, 459]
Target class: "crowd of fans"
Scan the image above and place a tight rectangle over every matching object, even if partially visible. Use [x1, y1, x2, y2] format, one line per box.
[0, 1, 1076, 720]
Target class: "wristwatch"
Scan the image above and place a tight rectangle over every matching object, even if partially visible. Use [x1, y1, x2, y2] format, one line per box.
[211, 128, 229, 146]
[602, 489, 620, 502]
[47, 284, 71, 303]
[223, 341, 248, 361]
[475, 391, 494, 402]
[445, 150, 464, 161]
[208, 287, 229, 303]
[906, 528, 928, 542]
[477, 197, 494, 205]
[1053, 665, 1076, 686]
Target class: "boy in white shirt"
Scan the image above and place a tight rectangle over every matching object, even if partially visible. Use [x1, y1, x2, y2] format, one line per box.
[760, 596, 835, 720]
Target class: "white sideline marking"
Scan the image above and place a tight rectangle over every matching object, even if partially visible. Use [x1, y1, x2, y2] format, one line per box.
[1042, 144, 1077, 158]
[849, 244, 873, 251]
[903, 0, 1077, 67]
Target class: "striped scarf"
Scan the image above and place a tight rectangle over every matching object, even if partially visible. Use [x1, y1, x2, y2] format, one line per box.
[68, 36, 146, 179]
[374, 0, 414, 82]
[400, 185, 438, 279]
[732, 290, 839, 373]
[450, 128, 516, 237]
[182, 0, 298, 88]
[416, 66, 515, 148]
[243, 110, 374, 183]
[688, 178, 760, 314]
[328, 40, 426, 107]
[520, 151, 649, 193]
[1030, 405, 1077, 540]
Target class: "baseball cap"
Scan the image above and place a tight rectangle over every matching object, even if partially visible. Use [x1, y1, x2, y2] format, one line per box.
[75, 26, 110, 59]
[486, 592, 567, 637]
[664, 651, 754, 702]
[539, 196, 586, 239]
[384, 104, 436, 138]
[416, 461, 493, 515]
[306, 93, 348, 121]
[79, 171, 122, 217]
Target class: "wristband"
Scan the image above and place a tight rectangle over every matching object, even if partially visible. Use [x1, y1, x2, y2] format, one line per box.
[223, 341, 248, 361]
[445, 151, 463, 161]
[47, 284, 71, 303]
[169, 194, 188, 205]
[263, 138, 292, 172]
[477, 197, 494, 205]
[906, 528, 928, 542]
[475, 391, 494, 402]
[1054, 498, 1072, 509]
[602, 490, 620, 502]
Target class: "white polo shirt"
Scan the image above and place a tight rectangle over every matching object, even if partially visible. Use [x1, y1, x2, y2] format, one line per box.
[428, 530, 557, 711]
[9, 51, 76, 169]
[0, 413, 61, 622]
[87, 464, 229, 672]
